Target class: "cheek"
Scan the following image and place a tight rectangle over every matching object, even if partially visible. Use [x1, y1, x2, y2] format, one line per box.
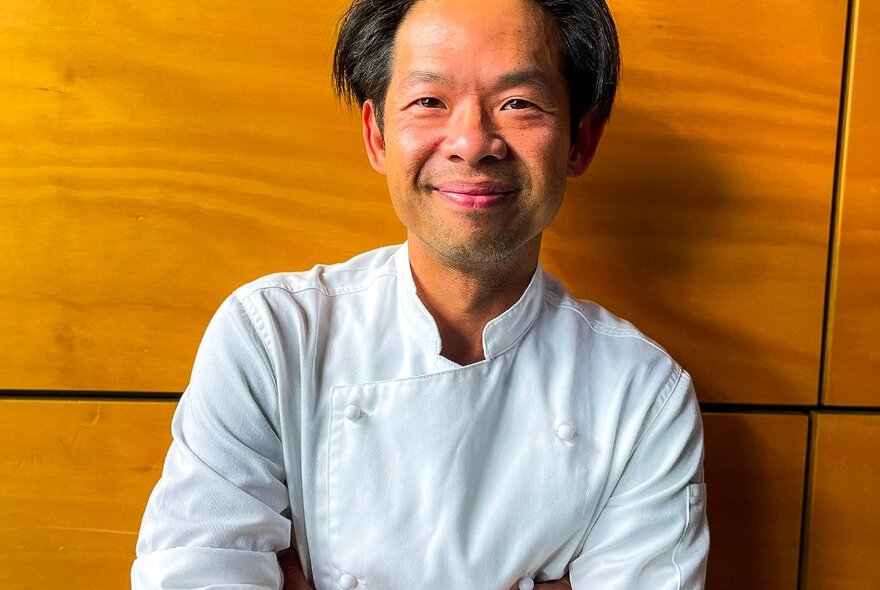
[505, 118, 567, 156]
[516, 131, 570, 183]
[511, 130, 570, 220]
[386, 121, 443, 178]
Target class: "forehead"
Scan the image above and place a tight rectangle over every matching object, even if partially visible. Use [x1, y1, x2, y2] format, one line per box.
[391, 0, 562, 82]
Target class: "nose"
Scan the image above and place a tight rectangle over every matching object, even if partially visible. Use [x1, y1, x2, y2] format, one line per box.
[441, 100, 508, 165]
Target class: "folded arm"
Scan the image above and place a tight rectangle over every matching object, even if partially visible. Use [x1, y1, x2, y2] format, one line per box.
[569, 370, 709, 589]
[278, 551, 574, 590]
[132, 295, 292, 589]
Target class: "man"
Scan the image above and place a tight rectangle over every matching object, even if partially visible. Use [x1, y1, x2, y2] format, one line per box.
[132, 0, 709, 588]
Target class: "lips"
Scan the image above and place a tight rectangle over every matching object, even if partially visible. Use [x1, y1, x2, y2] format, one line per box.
[433, 180, 516, 209]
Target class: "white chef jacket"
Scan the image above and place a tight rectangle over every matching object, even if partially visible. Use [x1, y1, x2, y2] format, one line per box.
[132, 243, 708, 590]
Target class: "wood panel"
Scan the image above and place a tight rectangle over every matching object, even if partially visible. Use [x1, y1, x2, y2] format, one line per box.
[804, 413, 880, 589]
[0, 0, 399, 392]
[545, 0, 847, 404]
[825, 0, 880, 406]
[0, 0, 847, 396]
[0, 398, 176, 589]
[702, 413, 808, 590]
[0, 407, 810, 588]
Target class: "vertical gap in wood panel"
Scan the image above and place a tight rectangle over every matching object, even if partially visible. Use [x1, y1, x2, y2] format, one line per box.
[797, 412, 819, 590]
[819, 0, 859, 407]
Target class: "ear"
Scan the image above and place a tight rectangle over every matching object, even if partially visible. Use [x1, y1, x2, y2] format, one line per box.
[567, 110, 605, 178]
[362, 99, 387, 175]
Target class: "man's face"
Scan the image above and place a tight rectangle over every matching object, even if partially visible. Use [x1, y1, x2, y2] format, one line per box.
[362, 0, 597, 270]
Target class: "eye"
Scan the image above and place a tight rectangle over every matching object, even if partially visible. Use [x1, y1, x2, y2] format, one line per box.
[501, 98, 534, 111]
[416, 97, 445, 109]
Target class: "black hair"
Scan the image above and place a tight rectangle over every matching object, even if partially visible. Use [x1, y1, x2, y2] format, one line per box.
[332, 0, 620, 140]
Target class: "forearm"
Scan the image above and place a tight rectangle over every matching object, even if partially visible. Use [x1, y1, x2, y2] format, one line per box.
[277, 550, 573, 590]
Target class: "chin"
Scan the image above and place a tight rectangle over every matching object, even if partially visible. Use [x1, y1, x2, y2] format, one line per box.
[429, 233, 531, 270]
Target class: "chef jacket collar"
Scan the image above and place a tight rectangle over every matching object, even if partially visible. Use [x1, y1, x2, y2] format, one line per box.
[394, 242, 545, 362]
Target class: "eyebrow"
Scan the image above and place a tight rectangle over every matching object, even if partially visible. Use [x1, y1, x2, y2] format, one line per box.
[398, 68, 554, 92]
[495, 68, 555, 92]
[399, 71, 454, 89]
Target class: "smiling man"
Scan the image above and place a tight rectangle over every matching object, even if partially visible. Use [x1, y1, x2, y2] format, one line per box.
[132, 1, 709, 589]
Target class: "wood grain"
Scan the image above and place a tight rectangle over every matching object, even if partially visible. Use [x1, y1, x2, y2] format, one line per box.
[804, 413, 880, 589]
[544, 0, 847, 404]
[824, 0, 880, 407]
[0, 0, 399, 392]
[0, 402, 812, 589]
[0, 0, 848, 398]
[0, 398, 176, 589]
[702, 412, 809, 589]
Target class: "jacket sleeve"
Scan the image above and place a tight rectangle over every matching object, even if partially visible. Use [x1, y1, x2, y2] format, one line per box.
[569, 369, 709, 590]
[131, 294, 290, 590]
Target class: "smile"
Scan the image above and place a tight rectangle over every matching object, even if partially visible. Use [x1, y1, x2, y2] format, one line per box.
[433, 181, 516, 210]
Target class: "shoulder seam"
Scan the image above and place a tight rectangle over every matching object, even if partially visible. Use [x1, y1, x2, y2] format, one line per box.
[543, 293, 672, 359]
[227, 292, 279, 393]
[236, 267, 398, 301]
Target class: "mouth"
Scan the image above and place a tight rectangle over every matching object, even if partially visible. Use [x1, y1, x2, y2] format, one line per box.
[432, 180, 516, 210]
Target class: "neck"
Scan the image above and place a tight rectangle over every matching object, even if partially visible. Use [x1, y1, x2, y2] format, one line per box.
[407, 235, 541, 365]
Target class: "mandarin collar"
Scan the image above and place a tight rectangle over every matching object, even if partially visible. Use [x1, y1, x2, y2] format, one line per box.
[393, 242, 545, 361]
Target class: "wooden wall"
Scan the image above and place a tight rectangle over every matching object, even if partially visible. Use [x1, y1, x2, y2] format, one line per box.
[0, 0, 876, 588]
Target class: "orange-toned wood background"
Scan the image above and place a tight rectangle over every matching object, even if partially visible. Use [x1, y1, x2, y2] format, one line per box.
[0, 399, 174, 589]
[824, 0, 880, 407]
[0, 0, 876, 588]
[804, 413, 880, 590]
[702, 413, 809, 590]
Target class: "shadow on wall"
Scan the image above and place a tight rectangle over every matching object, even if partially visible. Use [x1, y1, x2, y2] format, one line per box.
[701, 414, 803, 589]
[545, 104, 789, 402]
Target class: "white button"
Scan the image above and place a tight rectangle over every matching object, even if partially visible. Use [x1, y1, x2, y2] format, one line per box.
[556, 422, 576, 441]
[343, 405, 363, 421]
[518, 576, 535, 590]
[338, 573, 358, 589]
